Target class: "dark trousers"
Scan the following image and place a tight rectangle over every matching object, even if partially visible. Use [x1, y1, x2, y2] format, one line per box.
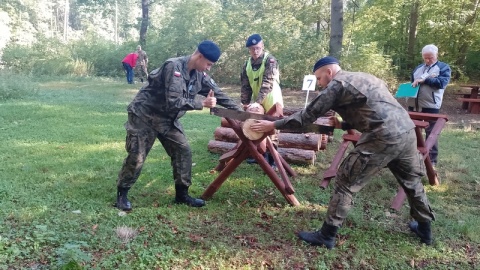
[122, 62, 134, 84]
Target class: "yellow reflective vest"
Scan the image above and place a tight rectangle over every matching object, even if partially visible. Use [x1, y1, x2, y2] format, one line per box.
[246, 53, 283, 111]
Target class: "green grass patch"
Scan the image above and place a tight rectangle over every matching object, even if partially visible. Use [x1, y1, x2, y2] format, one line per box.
[0, 77, 479, 269]
[0, 70, 39, 101]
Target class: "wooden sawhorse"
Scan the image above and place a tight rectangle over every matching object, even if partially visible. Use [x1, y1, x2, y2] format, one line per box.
[319, 112, 448, 210]
[202, 106, 301, 206]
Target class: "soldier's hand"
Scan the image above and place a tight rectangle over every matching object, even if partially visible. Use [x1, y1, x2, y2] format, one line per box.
[250, 120, 275, 133]
[330, 116, 342, 129]
[202, 90, 217, 108]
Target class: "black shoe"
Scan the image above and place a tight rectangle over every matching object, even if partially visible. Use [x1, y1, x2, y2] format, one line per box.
[175, 184, 205, 207]
[266, 153, 277, 171]
[298, 222, 338, 249]
[270, 164, 278, 172]
[115, 187, 132, 211]
[409, 221, 433, 245]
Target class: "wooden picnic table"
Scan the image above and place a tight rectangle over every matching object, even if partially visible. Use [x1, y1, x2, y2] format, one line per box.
[460, 84, 479, 99]
[458, 84, 480, 113]
[320, 112, 448, 211]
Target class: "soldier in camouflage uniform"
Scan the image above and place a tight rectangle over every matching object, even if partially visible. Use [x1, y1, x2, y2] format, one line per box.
[115, 40, 242, 211]
[251, 56, 435, 248]
[241, 34, 283, 167]
[135, 45, 149, 83]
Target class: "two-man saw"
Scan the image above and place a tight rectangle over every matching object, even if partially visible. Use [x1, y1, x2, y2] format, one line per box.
[210, 107, 335, 135]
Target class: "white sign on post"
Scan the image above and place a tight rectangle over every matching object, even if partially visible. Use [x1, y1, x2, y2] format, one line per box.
[302, 75, 317, 108]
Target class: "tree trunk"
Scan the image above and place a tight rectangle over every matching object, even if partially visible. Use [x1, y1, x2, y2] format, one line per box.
[207, 140, 316, 165]
[278, 133, 322, 151]
[139, 0, 149, 47]
[407, 0, 419, 71]
[277, 148, 316, 165]
[63, 0, 69, 41]
[329, 0, 343, 58]
[214, 127, 239, 143]
[213, 127, 324, 151]
[115, 0, 118, 45]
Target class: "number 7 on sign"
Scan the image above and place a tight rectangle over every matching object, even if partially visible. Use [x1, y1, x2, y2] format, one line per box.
[302, 75, 317, 108]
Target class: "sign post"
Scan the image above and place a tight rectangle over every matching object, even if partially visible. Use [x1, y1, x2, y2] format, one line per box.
[302, 75, 317, 108]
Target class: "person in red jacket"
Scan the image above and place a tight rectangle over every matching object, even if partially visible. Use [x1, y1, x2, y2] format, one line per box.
[122, 52, 138, 84]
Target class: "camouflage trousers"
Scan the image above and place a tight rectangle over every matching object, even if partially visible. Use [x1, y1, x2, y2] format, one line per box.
[117, 113, 192, 188]
[326, 129, 435, 227]
[135, 64, 148, 83]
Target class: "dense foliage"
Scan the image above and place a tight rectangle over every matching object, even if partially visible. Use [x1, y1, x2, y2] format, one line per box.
[1, 0, 479, 87]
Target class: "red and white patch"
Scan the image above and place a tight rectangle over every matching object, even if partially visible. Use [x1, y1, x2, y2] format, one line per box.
[174, 71, 181, 77]
[269, 59, 275, 63]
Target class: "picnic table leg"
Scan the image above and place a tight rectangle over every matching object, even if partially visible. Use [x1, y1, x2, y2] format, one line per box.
[320, 140, 351, 189]
[424, 118, 446, 185]
[462, 94, 469, 110]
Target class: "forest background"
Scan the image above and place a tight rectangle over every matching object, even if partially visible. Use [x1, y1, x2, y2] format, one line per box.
[1, 0, 479, 88]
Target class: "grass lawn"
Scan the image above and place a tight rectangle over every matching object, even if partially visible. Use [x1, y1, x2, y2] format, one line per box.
[0, 77, 479, 269]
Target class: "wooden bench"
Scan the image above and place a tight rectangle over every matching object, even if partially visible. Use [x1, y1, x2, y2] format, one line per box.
[453, 93, 471, 109]
[457, 98, 480, 114]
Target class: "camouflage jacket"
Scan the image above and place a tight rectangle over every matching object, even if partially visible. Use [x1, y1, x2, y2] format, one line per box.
[136, 50, 148, 66]
[127, 56, 242, 133]
[274, 70, 415, 144]
[240, 53, 280, 105]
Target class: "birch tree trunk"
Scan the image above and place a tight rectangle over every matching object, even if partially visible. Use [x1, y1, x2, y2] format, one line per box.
[63, 0, 69, 41]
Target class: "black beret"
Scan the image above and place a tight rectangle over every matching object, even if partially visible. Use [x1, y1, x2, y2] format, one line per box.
[313, 56, 339, 72]
[198, 40, 221, 62]
[246, 34, 262, 47]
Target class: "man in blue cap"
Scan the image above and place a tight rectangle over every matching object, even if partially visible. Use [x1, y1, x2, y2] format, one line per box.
[241, 33, 284, 167]
[241, 33, 283, 113]
[250, 56, 435, 248]
[115, 40, 242, 211]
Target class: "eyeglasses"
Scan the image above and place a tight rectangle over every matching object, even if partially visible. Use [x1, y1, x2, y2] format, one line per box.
[248, 46, 263, 52]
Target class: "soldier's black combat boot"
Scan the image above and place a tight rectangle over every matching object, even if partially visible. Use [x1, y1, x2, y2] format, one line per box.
[298, 222, 338, 249]
[175, 184, 206, 207]
[115, 187, 132, 211]
[409, 220, 433, 245]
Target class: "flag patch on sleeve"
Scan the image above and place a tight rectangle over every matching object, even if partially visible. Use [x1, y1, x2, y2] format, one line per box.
[174, 71, 181, 77]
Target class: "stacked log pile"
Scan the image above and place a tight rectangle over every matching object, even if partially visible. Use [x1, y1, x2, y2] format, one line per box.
[207, 107, 335, 165]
